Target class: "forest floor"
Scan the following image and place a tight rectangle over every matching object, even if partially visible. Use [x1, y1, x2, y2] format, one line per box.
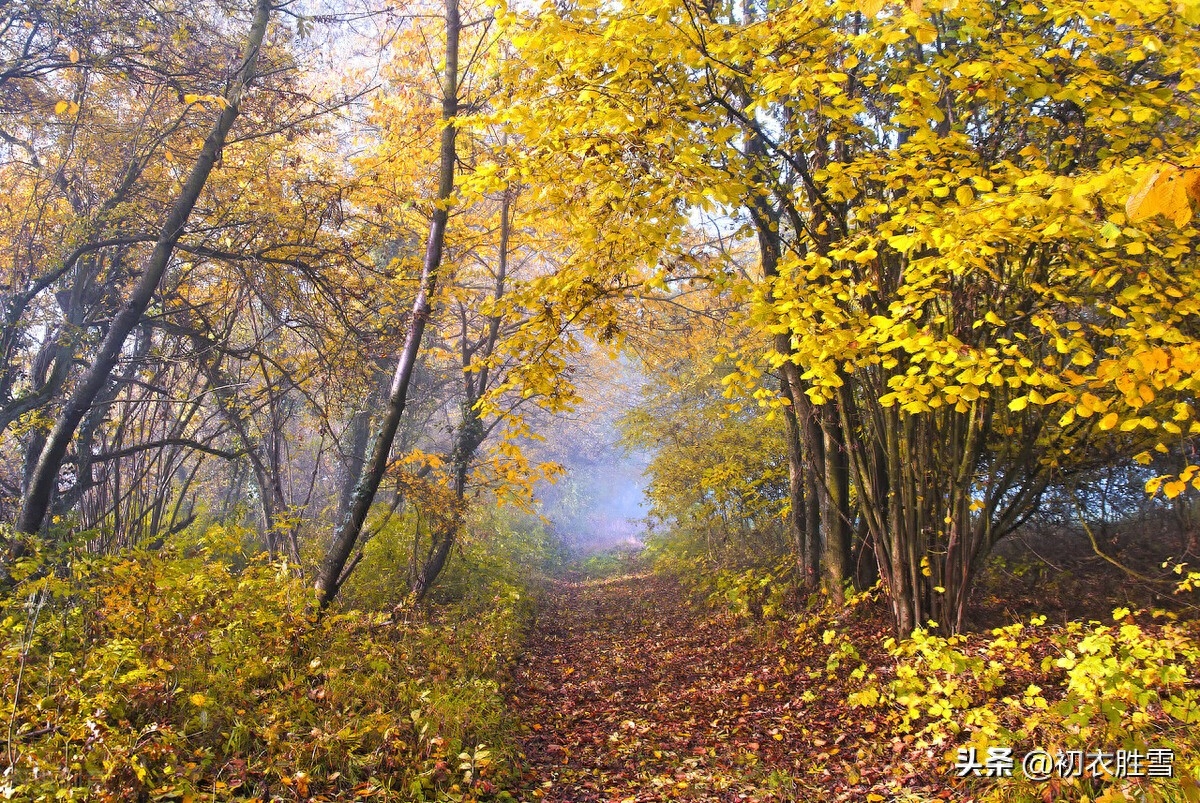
[502, 523, 1200, 803]
[506, 571, 956, 803]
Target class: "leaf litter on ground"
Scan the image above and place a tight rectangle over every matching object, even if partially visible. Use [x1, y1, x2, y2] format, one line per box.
[507, 572, 964, 803]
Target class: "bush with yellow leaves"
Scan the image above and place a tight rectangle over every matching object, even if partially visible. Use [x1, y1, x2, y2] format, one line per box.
[0, 523, 533, 802]
[850, 607, 1200, 802]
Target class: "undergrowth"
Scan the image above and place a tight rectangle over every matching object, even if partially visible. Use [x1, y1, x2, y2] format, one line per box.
[1, 522, 535, 802]
[852, 610, 1200, 802]
[649, 529, 1200, 802]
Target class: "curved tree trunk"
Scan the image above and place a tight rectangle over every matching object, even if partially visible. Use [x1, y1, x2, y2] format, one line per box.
[12, 0, 274, 540]
[314, 0, 461, 608]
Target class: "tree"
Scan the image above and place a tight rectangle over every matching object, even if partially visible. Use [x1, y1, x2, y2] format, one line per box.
[621, 305, 791, 565]
[9, 0, 275, 547]
[495, 0, 1200, 634]
[314, 0, 462, 607]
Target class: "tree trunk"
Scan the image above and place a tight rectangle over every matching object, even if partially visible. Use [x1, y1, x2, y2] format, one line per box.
[411, 190, 510, 599]
[314, 0, 460, 608]
[336, 401, 375, 528]
[743, 147, 828, 594]
[411, 402, 481, 599]
[12, 0, 273, 538]
[191, 333, 285, 557]
[779, 377, 816, 589]
[821, 401, 851, 604]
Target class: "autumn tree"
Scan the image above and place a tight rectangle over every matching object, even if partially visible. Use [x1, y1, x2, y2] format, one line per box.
[1, 0, 277, 557]
[0, 0, 390, 575]
[313, 0, 465, 607]
[621, 303, 792, 565]
[495, 0, 1200, 634]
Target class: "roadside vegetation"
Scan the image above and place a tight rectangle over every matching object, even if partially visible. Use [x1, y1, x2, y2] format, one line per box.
[1, 511, 554, 802]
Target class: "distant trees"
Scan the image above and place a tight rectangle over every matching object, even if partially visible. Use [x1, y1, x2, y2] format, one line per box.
[620, 309, 791, 562]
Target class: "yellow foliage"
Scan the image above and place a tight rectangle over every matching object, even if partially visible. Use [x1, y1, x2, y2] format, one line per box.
[0, 541, 532, 801]
[1126, 164, 1200, 227]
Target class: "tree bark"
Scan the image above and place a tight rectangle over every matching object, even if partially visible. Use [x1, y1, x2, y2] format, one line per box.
[182, 325, 288, 556]
[821, 401, 852, 604]
[779, 377, 816, 589]
[336, 401, 375, 528]
[411, 401, 481, 599]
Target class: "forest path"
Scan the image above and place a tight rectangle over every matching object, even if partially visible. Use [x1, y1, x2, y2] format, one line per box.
[508, 572, 825, 803]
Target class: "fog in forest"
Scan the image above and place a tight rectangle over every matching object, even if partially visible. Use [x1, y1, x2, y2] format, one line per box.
[530, 358, 651, 555]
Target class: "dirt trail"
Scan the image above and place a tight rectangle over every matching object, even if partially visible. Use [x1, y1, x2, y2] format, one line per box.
[509, 573, 822, 803]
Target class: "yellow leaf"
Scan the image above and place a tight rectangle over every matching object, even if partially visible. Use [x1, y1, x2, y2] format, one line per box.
[1008, 396, 1028, 412]
[956, 185, 974, 205]
[54, 99, 70, 115]
[1099, 412, 1119, 430]
[1164, 479, 1187, 499]
[1169, 175, 1193, 227]
[69, 48, 80, 63]
[190, 693, 208, 707]
[184, 93, 200, 105]
[1126, 164, 1193, 226]
[1126, 167, 1171, 223]
[860, 0, 887, 15]
[1184, 169, 1200, 202]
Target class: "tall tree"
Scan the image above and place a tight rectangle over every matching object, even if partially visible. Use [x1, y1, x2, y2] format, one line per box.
[314, 0, 462, 607]
[11, 0, 274, 540]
